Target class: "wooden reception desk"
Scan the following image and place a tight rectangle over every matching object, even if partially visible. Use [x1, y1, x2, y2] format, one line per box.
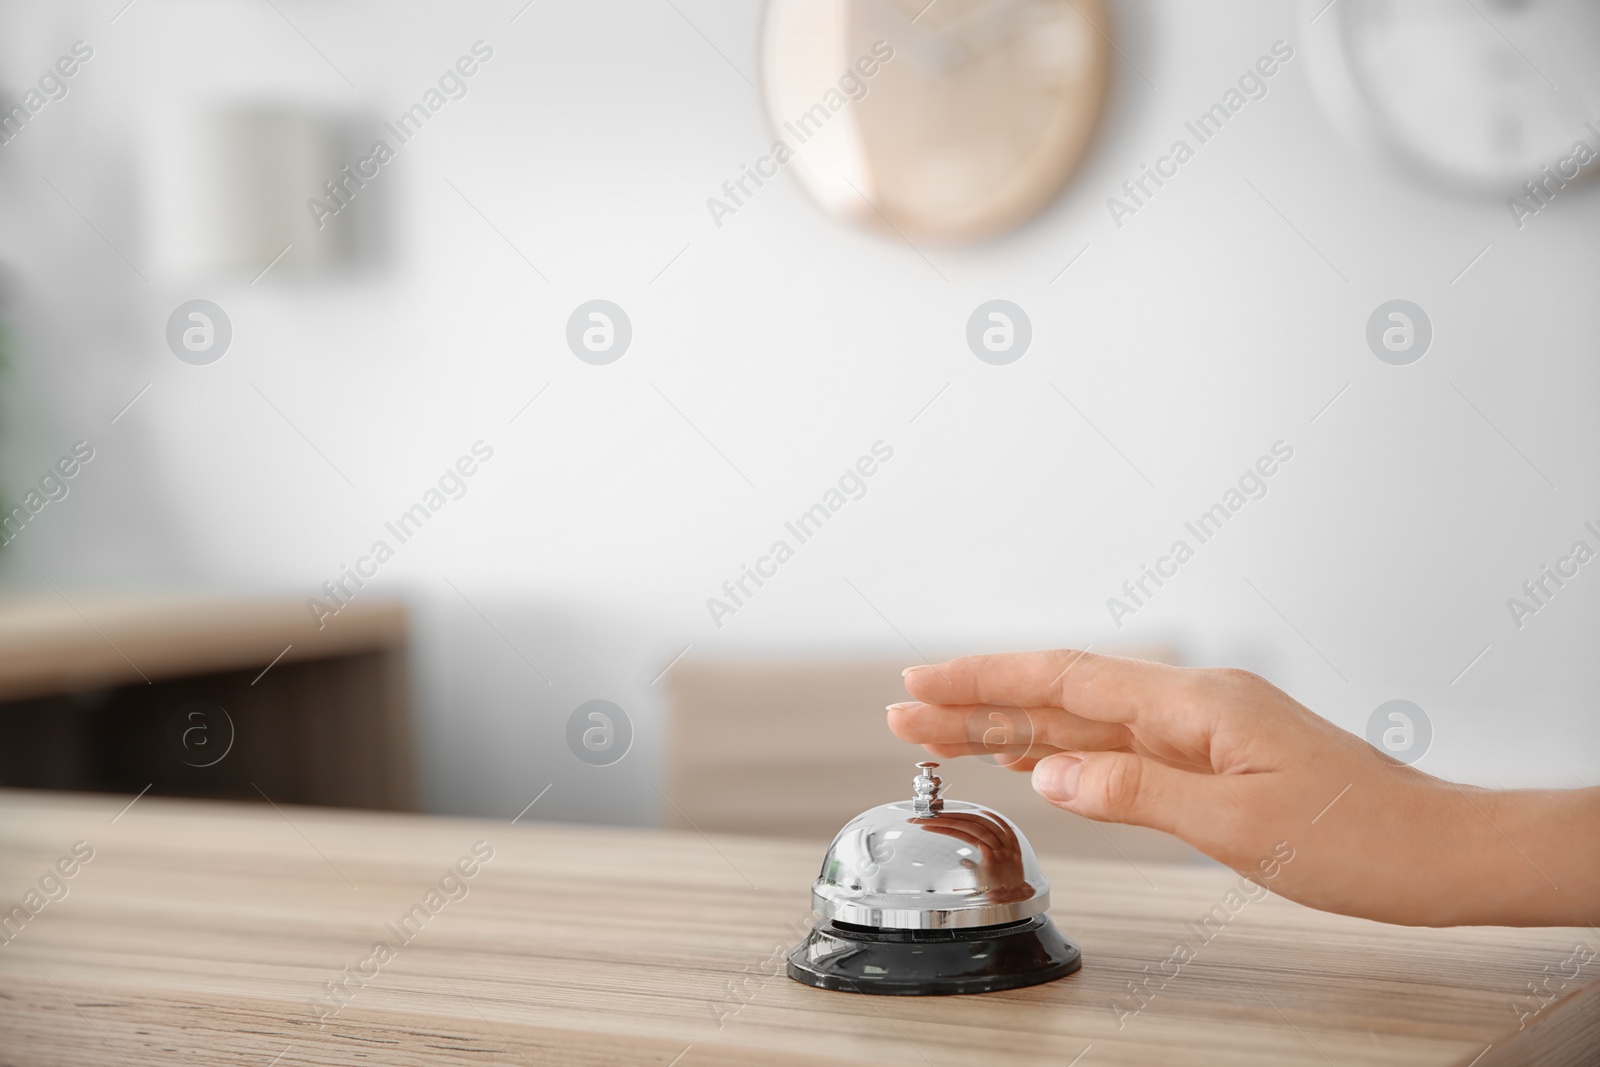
[0, 595, 413, 810]
[0, 789, 1594, 1065]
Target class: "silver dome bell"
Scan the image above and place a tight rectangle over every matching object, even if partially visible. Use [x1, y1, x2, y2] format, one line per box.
[812, 761, 1050, 929]
[788, 761, 1082, 996]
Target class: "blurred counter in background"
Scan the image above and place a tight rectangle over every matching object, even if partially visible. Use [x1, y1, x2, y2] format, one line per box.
[0, 595, 413, 810]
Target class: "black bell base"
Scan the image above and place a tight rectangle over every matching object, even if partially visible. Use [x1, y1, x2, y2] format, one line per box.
[787, 915, 1082, 996]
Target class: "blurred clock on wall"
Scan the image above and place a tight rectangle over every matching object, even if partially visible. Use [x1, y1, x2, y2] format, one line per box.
[1305, 0, 1600, 191]
[762, 0, 1110, 242]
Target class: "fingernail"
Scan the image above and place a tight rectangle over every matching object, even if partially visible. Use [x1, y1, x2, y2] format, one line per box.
[885, 702, 916, 713]
[1033, 754, 1083, 802]
[902, 665, 930, 677]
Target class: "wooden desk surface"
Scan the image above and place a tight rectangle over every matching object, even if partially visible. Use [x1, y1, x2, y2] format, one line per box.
[0, 789, 1594, 1066]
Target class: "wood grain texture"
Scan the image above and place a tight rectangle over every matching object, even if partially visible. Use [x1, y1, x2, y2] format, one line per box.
[0, 790, 1594, 1065]
[0, 595, 406, 702]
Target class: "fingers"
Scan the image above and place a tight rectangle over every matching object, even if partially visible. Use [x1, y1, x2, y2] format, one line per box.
[918, 823, 986, 851]
[918, 813, 1005, 853]
[902, 650, 1183, 726]
[913, 742, 1204, 777]
[917, 742, 1049, 761]
[1031, 750, 1224, 842]
[936, 812, 1008, 851]
[916, 745, 1053, 772]
[887, 701, 1133, 753]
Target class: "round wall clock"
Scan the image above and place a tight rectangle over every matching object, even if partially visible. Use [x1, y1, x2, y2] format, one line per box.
[1304, 0, 1600, 191]
[761, 0, 1110, 242]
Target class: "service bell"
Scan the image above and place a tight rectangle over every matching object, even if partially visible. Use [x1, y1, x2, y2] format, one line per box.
[787, 761, 1082, 995]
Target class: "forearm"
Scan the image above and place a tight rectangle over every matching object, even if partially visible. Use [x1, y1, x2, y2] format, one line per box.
[1446, 785, 1600, 927]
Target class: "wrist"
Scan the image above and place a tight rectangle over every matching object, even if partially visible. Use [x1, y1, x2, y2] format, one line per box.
[1440, 785, 1600, 926]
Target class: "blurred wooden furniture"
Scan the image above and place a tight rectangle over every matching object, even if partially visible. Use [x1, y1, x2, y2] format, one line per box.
[664, 654, 1203, 865]
[0, 595, 413, 809]
[0, 789, 1594, 1066]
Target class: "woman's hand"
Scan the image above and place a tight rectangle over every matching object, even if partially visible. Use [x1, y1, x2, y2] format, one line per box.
[913, 811, 1031, 904]
[890, 650, 1598, 927]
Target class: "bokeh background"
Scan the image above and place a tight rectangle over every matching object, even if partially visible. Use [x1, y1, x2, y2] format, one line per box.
[0, 0, 1596, 837]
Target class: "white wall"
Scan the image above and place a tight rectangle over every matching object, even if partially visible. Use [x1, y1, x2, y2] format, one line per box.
[2, 0, 1596, 826]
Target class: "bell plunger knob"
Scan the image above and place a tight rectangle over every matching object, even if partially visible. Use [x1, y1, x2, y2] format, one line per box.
[912, 761, 944, 816]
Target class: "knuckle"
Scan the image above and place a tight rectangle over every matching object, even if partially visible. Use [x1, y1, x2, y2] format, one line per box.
[1047, 649, 1092, 702]
[1049, 648, 1086, 670]
[966, 653, 999, 676]
[951, 655, 986, 699]
[1208, 667, 1264, 692]
[1094, 755, 1144, 818]
[1186, 667, 1266, 718]
[1145, 668, 1210, 723]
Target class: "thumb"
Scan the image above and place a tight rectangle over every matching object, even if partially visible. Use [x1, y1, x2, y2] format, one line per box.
[1032, 751, 1214, 840]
